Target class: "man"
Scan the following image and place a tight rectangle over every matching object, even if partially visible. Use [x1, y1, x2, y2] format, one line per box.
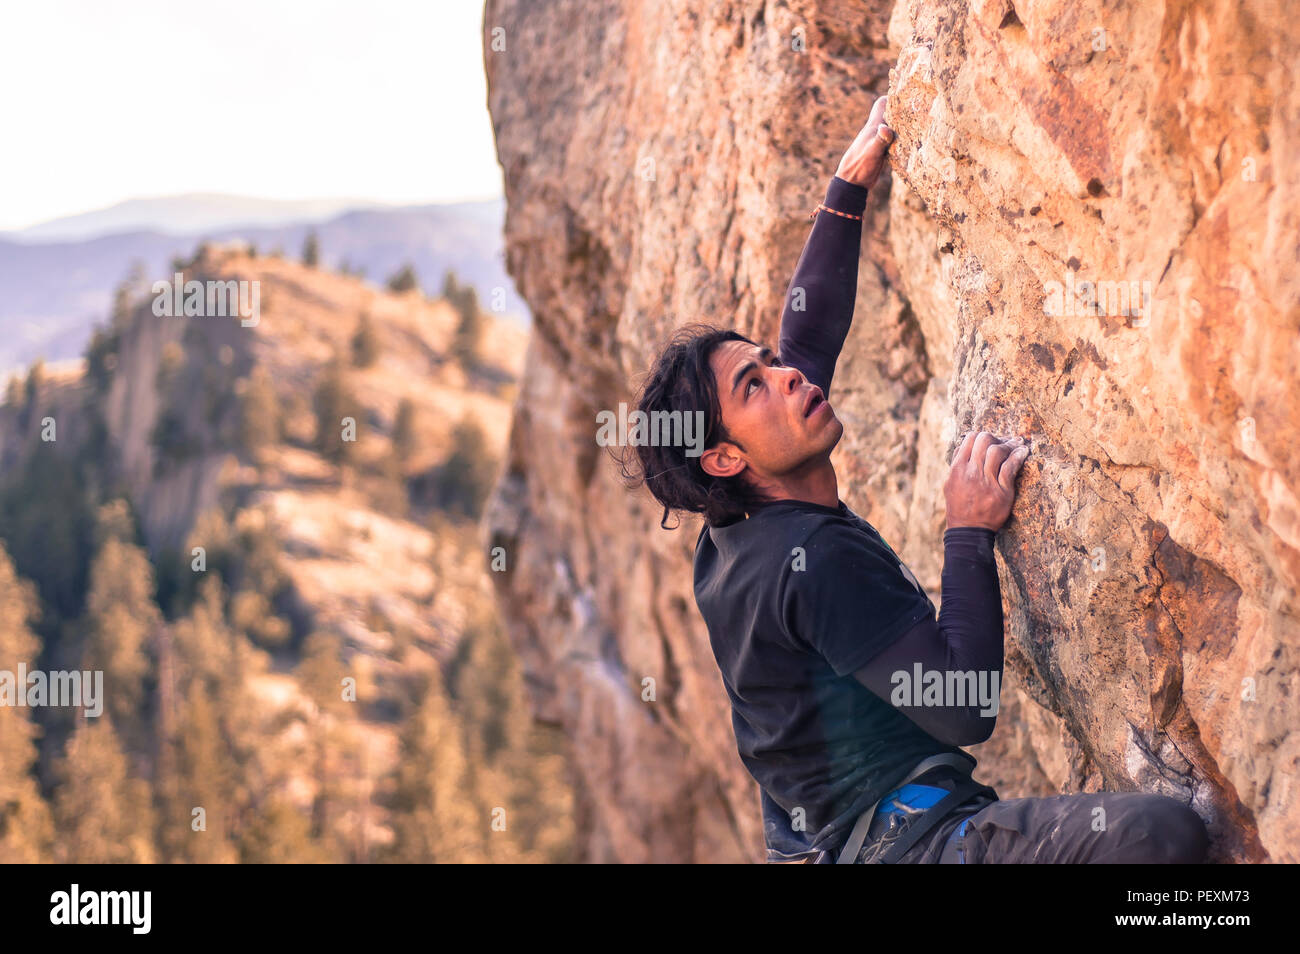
[623, 96, 1210, 864]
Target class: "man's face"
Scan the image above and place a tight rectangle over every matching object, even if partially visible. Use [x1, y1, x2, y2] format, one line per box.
[699, 339, 843, 489]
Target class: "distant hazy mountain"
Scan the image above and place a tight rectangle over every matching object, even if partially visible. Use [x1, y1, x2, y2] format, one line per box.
[0, 198, 530, 377]
[6, 194, 391, 243]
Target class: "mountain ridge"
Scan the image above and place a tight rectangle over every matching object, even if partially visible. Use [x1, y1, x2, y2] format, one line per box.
[7, 192, 443, 243]
[0, 198, 529, 378]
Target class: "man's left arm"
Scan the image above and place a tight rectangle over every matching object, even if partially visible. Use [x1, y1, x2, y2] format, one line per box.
[777, 176, 870, 398]
[778, 95, 895, 400]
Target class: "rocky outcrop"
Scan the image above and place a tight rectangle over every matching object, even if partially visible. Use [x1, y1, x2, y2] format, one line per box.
[483, 0, 1297, 862]
[0, 249, 547, 857]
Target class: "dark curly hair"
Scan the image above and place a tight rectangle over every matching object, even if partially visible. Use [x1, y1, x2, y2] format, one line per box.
[617, 323, 774, 529]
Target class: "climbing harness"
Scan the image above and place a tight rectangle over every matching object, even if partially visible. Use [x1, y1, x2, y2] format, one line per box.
[834, 751, 996, 864]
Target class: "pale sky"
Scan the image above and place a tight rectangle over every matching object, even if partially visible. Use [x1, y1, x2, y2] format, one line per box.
[0, 0, 502, 230]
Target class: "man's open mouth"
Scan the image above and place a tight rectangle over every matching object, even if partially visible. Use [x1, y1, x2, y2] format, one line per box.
[803, 388, 827, 418]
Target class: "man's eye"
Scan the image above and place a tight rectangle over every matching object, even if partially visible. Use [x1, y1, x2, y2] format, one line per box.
[746, 377, 760, 396]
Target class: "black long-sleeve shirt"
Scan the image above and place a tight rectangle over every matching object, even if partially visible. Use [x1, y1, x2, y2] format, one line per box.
[776, 174, 1004, 747]
[692, 175, 1005, 862]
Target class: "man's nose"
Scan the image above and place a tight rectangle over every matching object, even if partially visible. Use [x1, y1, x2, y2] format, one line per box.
[781, 365, 805, 392]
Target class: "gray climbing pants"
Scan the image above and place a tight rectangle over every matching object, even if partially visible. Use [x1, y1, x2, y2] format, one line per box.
[850, 773, 1210, 864]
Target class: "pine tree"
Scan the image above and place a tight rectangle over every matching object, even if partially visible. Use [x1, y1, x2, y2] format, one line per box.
[451, 285, 484, 368]
[0, 436, 98, 631]
[85, 267, 135, 398]
[82, 502, 161, 743]
[312, 356, 359, 467]
[158, 575, 264, 862]
[292, 631, 366, 861]
[447, 615, 528, 763]
[52, 714, 157, 863]
[434, 415, 497, 519]
[24, 358, 44, 401]
[239, 794, 332, 863]
[111, 269, 139, 332]
[161, 680, 240, 862]
[21, 357, 44, 428]
[385, 667, 487, 862]
[447, 613, 576, 863]
[0, 543, 54, 862]
[386, 263, 420, 294]
[351, 313, 380, 367]
[302, 230, 320, 268]
[237, 364, 280, 459]
[392, 398, 417, 468]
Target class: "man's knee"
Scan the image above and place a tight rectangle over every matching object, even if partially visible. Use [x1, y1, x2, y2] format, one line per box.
[1156, 800, 1210, 863]
[1110, 795, 1209, 864]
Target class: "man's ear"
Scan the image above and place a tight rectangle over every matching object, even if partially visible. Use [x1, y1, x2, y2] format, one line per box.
[700, 442, 747, 480]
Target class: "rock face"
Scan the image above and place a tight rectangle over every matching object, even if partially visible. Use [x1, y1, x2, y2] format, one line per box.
[482, 0, 1298, 863]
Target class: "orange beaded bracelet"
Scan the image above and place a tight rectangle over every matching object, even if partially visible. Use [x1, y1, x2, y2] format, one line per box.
[808, 203, 863, 221]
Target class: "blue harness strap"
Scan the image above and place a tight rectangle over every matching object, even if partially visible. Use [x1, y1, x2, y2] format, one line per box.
[877, 783, 950, 814]
[945, 817, 973, 864]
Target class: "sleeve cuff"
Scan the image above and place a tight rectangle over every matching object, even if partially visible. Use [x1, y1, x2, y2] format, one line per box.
[830, 599, 933, 677]
[823, 176, 869, 217]
[943, 527, 997, 563]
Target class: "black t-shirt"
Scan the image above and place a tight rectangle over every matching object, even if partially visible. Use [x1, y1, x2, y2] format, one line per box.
[693, 499, 967, 860]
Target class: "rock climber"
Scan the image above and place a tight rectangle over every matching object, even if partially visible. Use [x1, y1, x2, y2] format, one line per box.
[619, 95, 1210, 864]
